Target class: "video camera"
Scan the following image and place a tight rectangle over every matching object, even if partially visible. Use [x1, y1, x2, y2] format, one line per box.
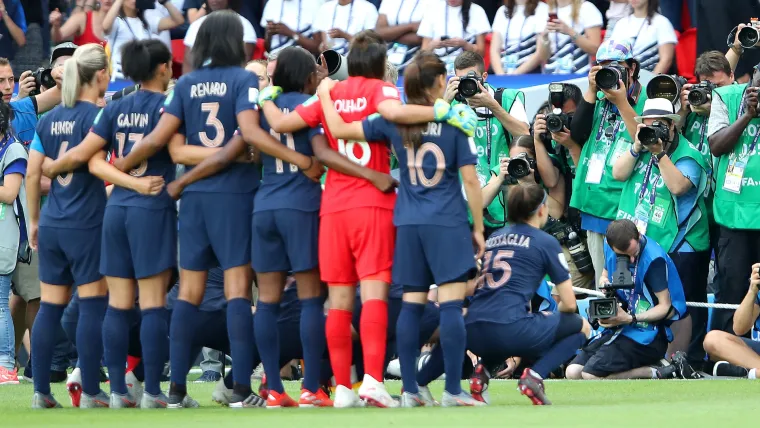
[506, 152, 536, 179]
[595, 62, 629, 90]
[29, 67, 56, 97]
[688, 81, 716, 106]
[543, 217, 594, 275]
[638, 120, 671, 146]
[588, 255, 635, 320]
[647, 74, 687, 105]
[455, 71, 483, 102]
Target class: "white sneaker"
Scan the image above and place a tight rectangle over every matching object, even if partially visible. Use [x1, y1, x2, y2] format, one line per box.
[441, 391, 486, 407]
[358, 375, 398, 408]
[125, 371, 143, 406]
[333, 385, 363, 408]
[211, 378, 234, 405]
[418, 385, 439, 406]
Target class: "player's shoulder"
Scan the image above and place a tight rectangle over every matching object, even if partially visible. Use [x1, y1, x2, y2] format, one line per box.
[278, 92, 311, 110]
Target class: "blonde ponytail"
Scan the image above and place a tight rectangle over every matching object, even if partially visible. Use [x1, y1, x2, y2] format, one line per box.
[61, 44, 109, 108]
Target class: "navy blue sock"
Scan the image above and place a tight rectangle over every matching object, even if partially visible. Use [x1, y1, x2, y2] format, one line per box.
[227, 298, 254, 390]
[532, 332, 586, 378]
[132, 360, 145, 382]
[416, 341, 445, 387]
[439, 301, 466, 395]
[300, 297, 326, 393]
[224, 370, 234, 389]
[78, 296, 107, 396]
[102, 306, 131, 395]
[169, 300, 198, 387]
[397, 301, 425, 394]
[31, 302, 66, 395]
[141, 307, 168, 396]
[254, 301, 283, 394]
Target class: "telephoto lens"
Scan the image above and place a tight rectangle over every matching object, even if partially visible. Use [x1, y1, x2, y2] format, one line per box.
[738, 25, 760, 49]
[545, 112, 570, 133]
[506, 153, 536, 179]
[456, 71, 483, 100]
[638, 120, 670, 146]
[647, 74, 687, 104]
[687, 81, 716, 106]
[595, 62, 628, 90]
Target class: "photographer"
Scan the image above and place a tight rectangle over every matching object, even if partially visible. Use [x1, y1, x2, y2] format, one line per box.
[569, 38, 646, 284]
[566, 219, 687, 380]
[612, 98, 710, 365]
[444, 51, 529, 236]
[706, 61, 760, 335]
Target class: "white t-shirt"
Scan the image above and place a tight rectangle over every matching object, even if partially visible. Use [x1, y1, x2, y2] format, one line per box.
[544, 1, 603, 75]
[417, 1, 491, 64]
[107, 15, 161, 80]
[144, 0, 184, 53]
[378, 0, 428, 25]
[184, 12, 257, 48]
[313, 0, 379, 55]
[260, 0, 325, 55]
[492, 2, 549, 71]
[609, 13, 677, 71]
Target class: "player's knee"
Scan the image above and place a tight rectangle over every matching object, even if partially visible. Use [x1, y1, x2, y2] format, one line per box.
[566, 364, 584, 380]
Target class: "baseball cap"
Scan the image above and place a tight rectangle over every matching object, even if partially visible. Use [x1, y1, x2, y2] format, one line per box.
[50, 42, 78, 65]
[596, 39, 634, 63]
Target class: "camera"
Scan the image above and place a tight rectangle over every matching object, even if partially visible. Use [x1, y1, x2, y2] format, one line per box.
[506, 152, 536, 179]
[543, 217, 594, 275]
[595, 61, 629, 90]
[455, 71, 483, 102]
[546, 112, 572, 133]
[136, 0, 156, 10]
[588, 255, 634, 320]
[29, 67, 55, 97]
[647, 74, 687, 104]
[638, 120, 671, 146]
[738, 19, 760, 49]
[688, 81, 716, 106]
[544, 82, 572, 133]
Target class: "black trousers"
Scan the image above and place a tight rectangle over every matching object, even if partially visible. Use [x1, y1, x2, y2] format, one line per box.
[712, 227, 760, 335]
[670, 251, 710, 363]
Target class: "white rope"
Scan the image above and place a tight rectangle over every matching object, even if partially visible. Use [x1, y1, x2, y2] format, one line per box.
[570, 286, 740, 310]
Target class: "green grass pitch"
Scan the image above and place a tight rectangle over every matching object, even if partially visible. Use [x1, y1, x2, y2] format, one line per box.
[0, 379, 755, 427]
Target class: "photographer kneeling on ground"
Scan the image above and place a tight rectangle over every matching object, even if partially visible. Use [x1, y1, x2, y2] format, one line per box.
[444, 51, 529, 237]
[612, 98, 710, 371]
[566, 219, 687, 380]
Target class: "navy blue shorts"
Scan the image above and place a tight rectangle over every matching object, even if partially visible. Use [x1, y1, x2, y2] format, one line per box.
[392, 224, 476, 292]
[466, 312, 583, 366]
[572, 331, 667, 377]
[100, 205, 177, 279]
[179, 192, 253, 271]
[38, 225, 103, 287]
[251, 209, 319, 273]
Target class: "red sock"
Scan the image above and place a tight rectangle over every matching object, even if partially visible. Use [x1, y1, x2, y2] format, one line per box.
[360, 299, 388, 381]
[326, 308, 353, 387]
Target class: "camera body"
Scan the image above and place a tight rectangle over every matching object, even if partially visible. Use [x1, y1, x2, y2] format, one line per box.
[543, 217, 594, 274]
[456, 71, 483, 102]
[29, 68, 55, 97]
[136, 0, 156, 10]
[595, 62, 629, 90]
[544, 82, 572, 133]
[688, 81, 716, 106]
[647, 74, 687, 104]
[638, 120, 671, 146]
[507, 152, 536, 179]
[546, 112, 572, 133]
[588, 255, 635, 320]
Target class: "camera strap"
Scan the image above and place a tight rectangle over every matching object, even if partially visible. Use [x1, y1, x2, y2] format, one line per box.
[637, 156, 658, 206]
[394, 0, 421, 25]
[630, 18, 648, 50]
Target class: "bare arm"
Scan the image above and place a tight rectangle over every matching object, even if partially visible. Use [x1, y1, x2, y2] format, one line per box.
[238, 110, 312, 170]
[514, 53, 542, 75]
[168, 133, 244, 193]
[115, 114, 181, 172]
[182, 45, 193, 75]
[635, 288, 672, 324]
[554, 278, 578, 314]
[573, 26, 601, 56]
[734, 272, 760, 336]
[374, 14, 419, 43]
[25, 150, 43, 249]
[490, 33, 505, 75]
[710, 111, 752, 157]
[319, 90, 367, 141]
[39, 175, 51, 195]
[261, 102, 310, 134]
[34, 85, 63, 116]
[376, 99, 436, 125]
[311, 133, 375, 181]
[489, 96, 529, 139]
[244, 43, 255, 62]
[187, 4, 207, 23]
[2, 9, 26, 46]
[482, 174, 506, 208]
[88, 151, 156, 192]
[0, 173, 22, 204]
[157, 2, 185, 31]
[612, 127, 640, 181]
[652, 43, 675, 75]
[44, 132, 108, 178]
[102, 0, 123, 34]
[51, 11, 85, 42]
[657, 154, 695, 196]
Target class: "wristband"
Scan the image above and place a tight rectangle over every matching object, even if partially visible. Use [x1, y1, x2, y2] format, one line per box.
[654, 151, 666, 162]
[629, 147, 640, 158]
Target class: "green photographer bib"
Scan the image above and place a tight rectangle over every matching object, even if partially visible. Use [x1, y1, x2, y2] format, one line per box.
[683, 113, 715, 221]
[616, 134, 710, 252]
[571, 90, 649, 220]
[712, 84, 760, 230]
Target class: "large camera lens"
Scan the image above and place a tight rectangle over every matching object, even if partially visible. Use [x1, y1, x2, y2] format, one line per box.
[638, 122, 670, 146]
[688, 88, 709, 106]
[739, 26, 760, 49]
[595, 67, 622, 90]
[40, 69, 55, 89]
[458, 77, 480, 98]
[546, 113, 566, 133]
[647, 75, 686, 104]
[597, 302, 615, 316]
[507, 157, 531, 179]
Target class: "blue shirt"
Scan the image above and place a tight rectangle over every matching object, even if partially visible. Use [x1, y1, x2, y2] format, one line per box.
[10, 97, 38, 145]
[670, 157, 702, 253]
[166, 266, 226, 312]
[0, 0, 26, 60]
[362, 116, 477, 227]
[467, 223, 571, 324]
[34, 102, 106, 229]
[256, 92, 322, 213]
[91, 90, 176, 210]
[581, 213, 611, 235]
[164, 66, 260, 194]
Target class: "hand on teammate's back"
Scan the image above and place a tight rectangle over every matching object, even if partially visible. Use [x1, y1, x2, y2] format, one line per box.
[368, 170, 398, 193]
[135, 176, 166, 196]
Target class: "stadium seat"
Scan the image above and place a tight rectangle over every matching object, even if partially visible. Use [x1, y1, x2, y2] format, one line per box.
[253, 38, 266, 60]
[172, 39, 185, 78]
[676, 28, 697, 83]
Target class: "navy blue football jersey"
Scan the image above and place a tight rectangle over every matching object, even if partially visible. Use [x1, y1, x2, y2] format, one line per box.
[362, 115, 476, 227]
[163, 66, 260, 193]
[91, 90, 175, 209]
[256, 92, 322, 213]
[467, 223, 571, 324]
[35, 101, 106, 229]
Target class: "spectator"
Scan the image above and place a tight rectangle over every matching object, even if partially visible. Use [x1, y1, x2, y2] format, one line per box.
[14, 0, 62, 73]
[490, 0, 549, 75]
[146, 0, 187, 52]
[418, 0, 491, 73]
[182, 0, 256, 74]
[374, 0, 427, 72]
[246, 59, 270, 87]
[537, 0, 603, 75]
[608, 0, 677, 73]
[103, 0, 184, 80]
[50, 0, 112, 47]
[0, 100, 27, 385]
[314, 0, 379, 56]
[0, 0, 27, 64]
[603, 0, 629, 41]
[261, 0, 323, 57]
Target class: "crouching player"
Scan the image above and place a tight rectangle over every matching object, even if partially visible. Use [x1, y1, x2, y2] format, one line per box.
[703, 263, 760, 379]
[318, 51, 485, 407]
